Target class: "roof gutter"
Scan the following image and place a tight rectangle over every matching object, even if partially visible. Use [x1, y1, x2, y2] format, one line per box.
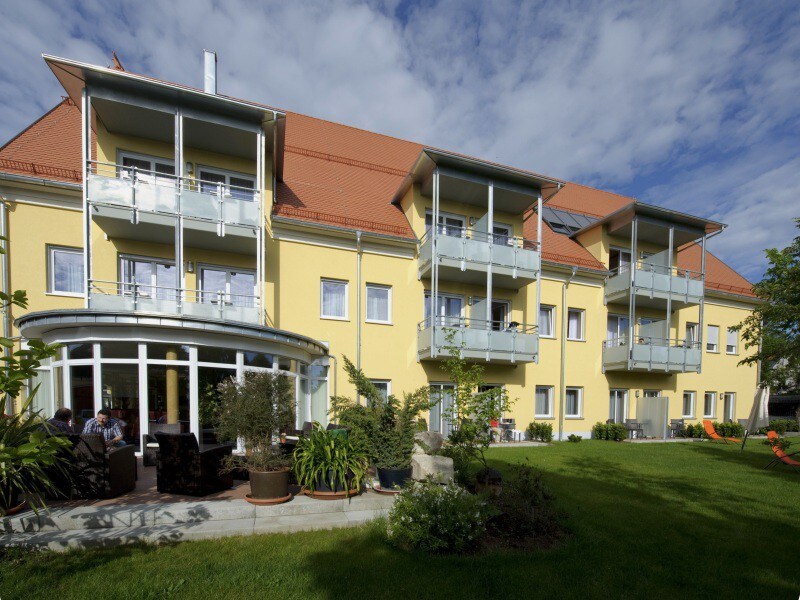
[0, 172, 82, 191]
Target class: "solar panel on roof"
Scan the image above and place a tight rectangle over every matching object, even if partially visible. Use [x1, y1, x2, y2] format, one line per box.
[541, 206, 599, 235]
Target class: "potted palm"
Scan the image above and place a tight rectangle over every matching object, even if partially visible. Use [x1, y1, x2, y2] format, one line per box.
[293, 424, 369, 499]
[216, 371, 295, 505]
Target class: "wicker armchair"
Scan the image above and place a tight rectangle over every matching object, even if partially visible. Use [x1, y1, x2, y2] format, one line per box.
[143, 423, 181, 467]
[155, 432, 233, 496]
[71, 434, 137, 499]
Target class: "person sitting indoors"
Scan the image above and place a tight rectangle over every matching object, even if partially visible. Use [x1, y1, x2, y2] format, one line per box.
[83, 408, 126, 447]
[45, 407, 74, 435]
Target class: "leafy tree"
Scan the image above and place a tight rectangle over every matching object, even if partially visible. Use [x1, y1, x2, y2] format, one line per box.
[732, 220, 800, 392]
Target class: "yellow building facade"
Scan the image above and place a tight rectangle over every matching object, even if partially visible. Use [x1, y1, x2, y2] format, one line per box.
[0, 54, 759, 451]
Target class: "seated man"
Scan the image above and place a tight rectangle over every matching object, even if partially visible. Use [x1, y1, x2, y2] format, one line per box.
[83, 408, 126, 448]
[45, 407, 74, 435]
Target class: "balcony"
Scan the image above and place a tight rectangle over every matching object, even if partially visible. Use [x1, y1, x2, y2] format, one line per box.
[602, 337, 701, 373]
[88, 279, 260, 324]
[418, 227, 540, 289]
[605, 260, 704, 308]
[417, 317, 538, 363]
[87, 162, 260, 253]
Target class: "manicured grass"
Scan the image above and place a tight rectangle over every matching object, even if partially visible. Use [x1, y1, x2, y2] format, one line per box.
[2, 440, 799, 599]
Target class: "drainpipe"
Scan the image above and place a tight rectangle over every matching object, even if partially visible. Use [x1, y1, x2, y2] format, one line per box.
[558, 267, 578, 441]
[356, 230, 363, 403]
[0, 197, 10, 414]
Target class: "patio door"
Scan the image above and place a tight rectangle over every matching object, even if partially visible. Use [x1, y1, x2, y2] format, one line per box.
[723, 393, 735, 423]
[609, 247, 632, 274]
[425, 211, 465, 237]
[424, 292, 463, 327]
[429, 383, 455, 437]
[610, 389, 628, 423]
[607, 315, 630, 345]
[200, 267, 256, 307]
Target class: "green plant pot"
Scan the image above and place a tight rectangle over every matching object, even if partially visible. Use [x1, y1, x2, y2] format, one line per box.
[249, 468, 290, 500]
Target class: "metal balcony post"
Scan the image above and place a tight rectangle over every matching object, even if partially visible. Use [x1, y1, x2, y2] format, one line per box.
[698, 233, 707, 373]
[256, 129, 265, 325]
[431, 168, 439, 358]
[486, 181, 494, 362]
[175, 109, 184, 308]
[81, 86, 92, 308]
[535, 192, 543, 364]
[665, 225, 673, 372]
[628, 218, 638, 369]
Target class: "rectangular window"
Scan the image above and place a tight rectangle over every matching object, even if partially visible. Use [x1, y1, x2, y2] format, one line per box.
[370, 380, 391, 403]
[683, 391, 695, 418]
[723, 392, 736, 422]
[565, 387, 583, 418]
[492, 223, 513, 246]
[685, 323, 699, 346]
[365, 284, 391, 324]
[424, 292, 463, 327]
[120, 256, 177, 300]
[48, 246, 84, 295]
[535, 385, 553, 418]
[707, 325, 719, 352]
[607, 314, 630, 344]
[321, 279, 348, 320]
[539, 305, 555, 338]
[726, 328, 738, 354]
[119, 152, 175, 184]
[609, 247, 632, 274]
[199, 266, 256, 307]
[425, 210, 466, 237]
[198, 167, 256, 201]
[704, 392, 716, 418]
[567, 308, 585, 341]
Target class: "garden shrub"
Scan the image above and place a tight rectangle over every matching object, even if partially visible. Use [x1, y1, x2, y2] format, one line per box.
[387, 480, 489, 553]
[591, 422, 626, 441]
[567, 434, 582, 443]
[712, 421, 744, 438]
[764, 435, 792, 452]
[525, 422, 553, 443]
[758, 419, 798, 435]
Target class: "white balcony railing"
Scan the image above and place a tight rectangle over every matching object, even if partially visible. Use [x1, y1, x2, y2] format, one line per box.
[417, 316, 538, 363]
[87, 161, 260, 231]
[606, 260, 704, 304]
[602, 336, 702, 372]
[88, 279, 260, 324]
[419, 226, 540, 278]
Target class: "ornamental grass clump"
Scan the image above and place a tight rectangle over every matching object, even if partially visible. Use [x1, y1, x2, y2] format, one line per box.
[386, 480, 489, 554]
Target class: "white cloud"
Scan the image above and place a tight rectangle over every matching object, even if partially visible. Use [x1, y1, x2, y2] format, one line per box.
[0, 0, 797, 279]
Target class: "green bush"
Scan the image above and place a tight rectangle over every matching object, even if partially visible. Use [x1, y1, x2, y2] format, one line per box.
[387, 480, 489, 553]
[567, 434, 582, 443]
[525, 422, 553, 443]
[758, 419, 798, 435]
[591, 422, 626, 441]
[764, 435, 792, 452]
[712, 421, 744, 438]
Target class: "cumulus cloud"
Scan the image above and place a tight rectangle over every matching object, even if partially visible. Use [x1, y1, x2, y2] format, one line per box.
[0, 0, 797, 280]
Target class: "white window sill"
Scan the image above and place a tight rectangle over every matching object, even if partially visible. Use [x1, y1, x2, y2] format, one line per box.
[567, 338, 586, 342]
[534, 415, 554, 420]
[365, 320, 393, 326]
[682, 416, 695, 419]
[540, 335, 556, 340]
[565, 416, 584, 420]
[706, 349, 719, 354]
[320, 315, 349, 322]
[46, 291, 84, 298]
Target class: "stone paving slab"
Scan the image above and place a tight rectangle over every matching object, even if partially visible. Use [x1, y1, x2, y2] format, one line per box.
[1, 491, 396, 551]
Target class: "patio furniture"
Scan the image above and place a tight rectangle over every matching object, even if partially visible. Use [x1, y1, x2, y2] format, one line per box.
[72, 434, 137, 499]
[669, 419, 685, 438]
[625, 420, 644, 439]
[702, 419, 741, 444]
[142, 423, 181, 467]
[764, 431, 800, 471]
[155, 432, 233, 496]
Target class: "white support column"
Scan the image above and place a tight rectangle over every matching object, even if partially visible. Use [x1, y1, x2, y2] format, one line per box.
[256, 130, 265, 325]
[628, 218, 638, 369]
[698, 233, 707, 373]
[92, 342, 102, 414]
[665, 226, 674, 371]
[81, 87, 92, 308]
[535, 192, 542, 363]
[486, 182, 494, 362]
[189, 345, 199, 441]
[174, 110, 185, 306]
[431, 169, 440, 358]
[137, 343, 149, 449]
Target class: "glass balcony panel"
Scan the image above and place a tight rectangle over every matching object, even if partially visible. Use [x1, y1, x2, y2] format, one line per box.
[223, 197, 259, 227]
[88, 173, 132, 206]
[181, 188, 220, 221]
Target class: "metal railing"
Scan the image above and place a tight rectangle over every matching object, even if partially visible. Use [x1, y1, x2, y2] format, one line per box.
[420, 225, 539, 251]
[87, 161, 260, 230]
[418, 316, 537, 333]
[88, 279, 259, 322]
[609, 260, 703, 280]
[603, 336, 702, 349]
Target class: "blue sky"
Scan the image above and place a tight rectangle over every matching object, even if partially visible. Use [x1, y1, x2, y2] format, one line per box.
[1, 0, 798, 281]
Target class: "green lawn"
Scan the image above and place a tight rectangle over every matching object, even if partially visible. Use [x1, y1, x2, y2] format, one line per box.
[2, 440, 799, 599]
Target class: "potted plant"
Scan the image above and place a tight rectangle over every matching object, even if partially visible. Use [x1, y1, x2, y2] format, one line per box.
[216, 371, 296, 505]
[293, 424, 369, 499]
[330, 357, 432, 492]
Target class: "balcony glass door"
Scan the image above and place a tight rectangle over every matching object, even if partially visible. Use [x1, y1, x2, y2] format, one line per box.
[429, 383, 455, 436]
[424, 292, 463, 327]
[610, 389, 628, 423]
[609, 248, 632, 273]
[425, 212, 465, 237]
[607, 315, 630, 345]
[200, 267, 256, 307]
[121, 257, 177, 300]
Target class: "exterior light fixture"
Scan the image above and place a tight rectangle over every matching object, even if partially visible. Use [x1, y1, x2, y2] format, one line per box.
[186, 261, 195, 273]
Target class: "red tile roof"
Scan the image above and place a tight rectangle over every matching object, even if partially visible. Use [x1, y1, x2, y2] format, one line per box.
[0, 83, 754, 298]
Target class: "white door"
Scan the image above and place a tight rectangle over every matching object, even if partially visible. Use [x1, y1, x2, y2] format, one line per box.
[723, 393, 735, 423]
[430, 384, 455, 436]
[607, 315, 630, 345]
[424, 293, 463, 327]
[610, 389, 628, 423]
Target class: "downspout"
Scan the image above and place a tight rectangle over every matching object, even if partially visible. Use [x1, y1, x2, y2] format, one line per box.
[0, 197, 11, 414]
[558, 267, 578, 440]
[356, 230, 363, 403]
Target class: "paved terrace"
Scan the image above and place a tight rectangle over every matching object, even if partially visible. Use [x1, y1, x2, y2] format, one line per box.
[1, 459, 395, 552]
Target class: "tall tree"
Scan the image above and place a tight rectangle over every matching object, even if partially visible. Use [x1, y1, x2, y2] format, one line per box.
[732, 219, 800, 392]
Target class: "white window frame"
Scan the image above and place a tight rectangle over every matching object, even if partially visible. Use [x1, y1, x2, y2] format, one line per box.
[196, 164, 256, 200]
[320, 278, 349, 321]
[567, 308, 585, 341]
[706, 325, 720, 353]
[704, 392, 716, 418]
[682, 391, 696, 419]
[609, 246, 632, 273]
[535, 385, 554, 419]
[365, 283, 392, 325]
[198, 264, 257, 306]
[539, 305, 556, 338]
[424, 209, 466, 237]
[423, 291, 465, 326]
[609, 389, 628, 423]
[119, 254, 177, 295]
[118, 150, 175, 183]
[565, 387, 583, 418]
[370, 379, 391, 402]
[47, 245, 84, 296]
[726, 328, 738, 355]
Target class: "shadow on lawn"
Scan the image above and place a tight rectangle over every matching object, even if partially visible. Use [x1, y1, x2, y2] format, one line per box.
[303, 451, 800, 600]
